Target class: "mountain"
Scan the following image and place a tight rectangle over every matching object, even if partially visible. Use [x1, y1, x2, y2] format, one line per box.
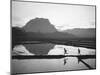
[22, 17, 76, 40]
[63, 28, 96, 38]
[23, 17, 57, 33]
[12, 18, 95, 41]
[12, 27, 27, 48]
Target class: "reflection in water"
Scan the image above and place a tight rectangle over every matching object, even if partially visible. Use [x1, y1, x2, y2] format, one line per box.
[12, 44, 96, 74]
[12, 57, 96, 74]
[64, 57, 68, 65]
[12, 45, 34, 55]
[12, 44, 95, 55]
[48, 45, 95, 55]
[78, 59, 92, 69]
[24, 43, 55, 55]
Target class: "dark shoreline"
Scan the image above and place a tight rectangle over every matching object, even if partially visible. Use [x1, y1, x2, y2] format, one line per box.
[12, 55, 96, 59]
[12, 39, 96, 49]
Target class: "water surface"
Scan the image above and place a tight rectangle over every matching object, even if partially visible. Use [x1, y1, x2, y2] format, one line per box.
[12, 43, 96, 74]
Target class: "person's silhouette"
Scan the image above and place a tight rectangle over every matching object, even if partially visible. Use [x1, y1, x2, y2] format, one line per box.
[64, 48, 68, 55]
[78, 48, 81, 55]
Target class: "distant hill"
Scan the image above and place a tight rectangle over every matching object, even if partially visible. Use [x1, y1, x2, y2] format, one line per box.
[22, 17, 76, 40]
[12, 18, 96, 43]
[23, 17, 57, 33]
[42, 32, 76, 39]
[63, 28, 96, 38]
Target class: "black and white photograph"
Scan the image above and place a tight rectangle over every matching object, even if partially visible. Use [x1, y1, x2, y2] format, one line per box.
[11, 0, 96, 74]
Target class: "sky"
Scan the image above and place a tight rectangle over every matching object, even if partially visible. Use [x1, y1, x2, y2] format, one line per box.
[12, 0, 95, 31]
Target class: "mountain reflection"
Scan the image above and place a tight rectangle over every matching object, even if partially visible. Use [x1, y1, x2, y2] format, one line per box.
[12, 45, 34, 55]
[12, 44, 95, 55]
[12, 44, 96, 74]
[24, 43, 55, 55]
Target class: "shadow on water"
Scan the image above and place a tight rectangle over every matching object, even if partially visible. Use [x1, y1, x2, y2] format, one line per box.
[12, 55, 96, 69]
[63, 57, 95, 69]
[78, 58, 93, 69]
[12, 43, 96, 72]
